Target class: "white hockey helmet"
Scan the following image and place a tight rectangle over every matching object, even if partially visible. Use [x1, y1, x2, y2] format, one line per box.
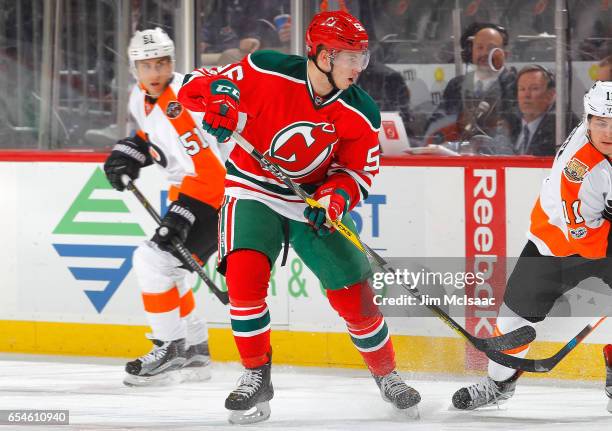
[128, 27, 175, 76]
[584, 80, 612, 119]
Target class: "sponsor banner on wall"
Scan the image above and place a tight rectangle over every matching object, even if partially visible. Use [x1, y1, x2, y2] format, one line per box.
[4, 159, 610, 346]
[464, 166, 506, 371]
[0, 162, 465, 338]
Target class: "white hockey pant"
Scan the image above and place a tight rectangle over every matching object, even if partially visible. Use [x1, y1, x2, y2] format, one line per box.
[132, 241, 208, 345]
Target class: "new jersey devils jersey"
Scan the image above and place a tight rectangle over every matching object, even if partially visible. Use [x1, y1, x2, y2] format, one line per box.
[129, 72, 230, 208]
[178, 50, 381, 221]
[528, 121, 611, 258]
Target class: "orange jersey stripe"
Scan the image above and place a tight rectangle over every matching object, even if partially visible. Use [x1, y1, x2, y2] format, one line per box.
[156, 86, 226, 209]
[529, 197, 574, 256]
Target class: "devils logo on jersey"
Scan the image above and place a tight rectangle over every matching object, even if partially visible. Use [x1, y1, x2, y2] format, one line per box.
[266, 122, 338, 179]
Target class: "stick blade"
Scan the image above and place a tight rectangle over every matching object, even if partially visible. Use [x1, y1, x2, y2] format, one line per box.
[473, 325, 536, 352]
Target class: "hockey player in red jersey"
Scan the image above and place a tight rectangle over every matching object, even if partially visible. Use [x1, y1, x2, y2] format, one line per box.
[103, 28, 229, 386]
[452, 81, 612, 411]
[179, 9, 421, 424]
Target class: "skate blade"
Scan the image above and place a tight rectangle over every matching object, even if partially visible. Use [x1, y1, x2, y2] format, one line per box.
[391, 405, 420, 420]
[607, 397, 612, 414]
[228, 401, 271, 425]
[180, 364, 212, 382]
[380, 393, 420, 420]
[468, 399, 511, 411]
[123, 370, 181, 387]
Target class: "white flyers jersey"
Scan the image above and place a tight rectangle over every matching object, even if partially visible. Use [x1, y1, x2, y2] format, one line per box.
[129, 72, 232, 208]
[528, 121, 612, 258]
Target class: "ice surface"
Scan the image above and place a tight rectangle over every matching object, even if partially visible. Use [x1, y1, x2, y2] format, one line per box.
[0, 355, 611, 431]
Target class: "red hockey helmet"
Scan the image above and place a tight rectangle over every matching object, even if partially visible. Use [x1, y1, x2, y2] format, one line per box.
[306, 10, 369, 57]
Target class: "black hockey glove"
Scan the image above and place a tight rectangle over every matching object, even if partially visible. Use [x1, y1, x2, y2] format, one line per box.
[604, 198, 612, 223]
[152, 200, 196, 252]
[104, 136, 151, 191]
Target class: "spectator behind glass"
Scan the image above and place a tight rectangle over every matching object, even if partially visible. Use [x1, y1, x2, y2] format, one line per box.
[425, 23, 519, 154]
[596, 55, 612, 81]
[514, 65, 578, 156]
[360, 0, 449, 63]
[574, 0, 611, 61]
[200, 0, 290, 64]
[250, 0, 292, 50]
[200, 1, 257, 58]
[356, 42, 414, 137]
[497, 0, 556, 62]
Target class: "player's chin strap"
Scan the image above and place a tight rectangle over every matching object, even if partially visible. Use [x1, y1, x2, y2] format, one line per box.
[311, 55, 339, 92]
[585, 121, 592, 144]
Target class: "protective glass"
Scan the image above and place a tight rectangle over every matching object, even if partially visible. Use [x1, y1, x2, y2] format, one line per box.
[331, 50, 370, 70]
[589, 116, 612, 132]
[135, 58, 174, 76]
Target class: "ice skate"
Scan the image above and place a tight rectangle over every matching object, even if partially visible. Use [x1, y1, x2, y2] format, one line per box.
[123, 337, 186, 387]
[604, 344, 612, 413]
[181, 340, 212, 382]
[452, 373, 518, 410]
[373, 370, 421, 418]
[225, 360, 273, 424]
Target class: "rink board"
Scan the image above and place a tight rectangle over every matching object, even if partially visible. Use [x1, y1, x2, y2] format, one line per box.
[0, 153, 610, 381]
[0, 321, 607, 381]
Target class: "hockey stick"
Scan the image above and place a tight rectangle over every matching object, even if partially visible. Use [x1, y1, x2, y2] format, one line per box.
[123, 177, 229, 305]
[231, 131, 535, 352]
[486, 316, 607, 373]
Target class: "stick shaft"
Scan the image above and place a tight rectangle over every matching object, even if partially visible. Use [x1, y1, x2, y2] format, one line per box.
[230, 132, 536, 352]
[124, 179, 229, 305]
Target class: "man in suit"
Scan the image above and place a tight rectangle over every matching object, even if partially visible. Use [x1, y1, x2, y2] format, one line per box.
[514, 65, 578, 156]
[426, 23, 519, 152]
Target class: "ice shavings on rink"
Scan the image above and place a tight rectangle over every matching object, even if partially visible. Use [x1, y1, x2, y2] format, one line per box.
[0, 356, 611, 431]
